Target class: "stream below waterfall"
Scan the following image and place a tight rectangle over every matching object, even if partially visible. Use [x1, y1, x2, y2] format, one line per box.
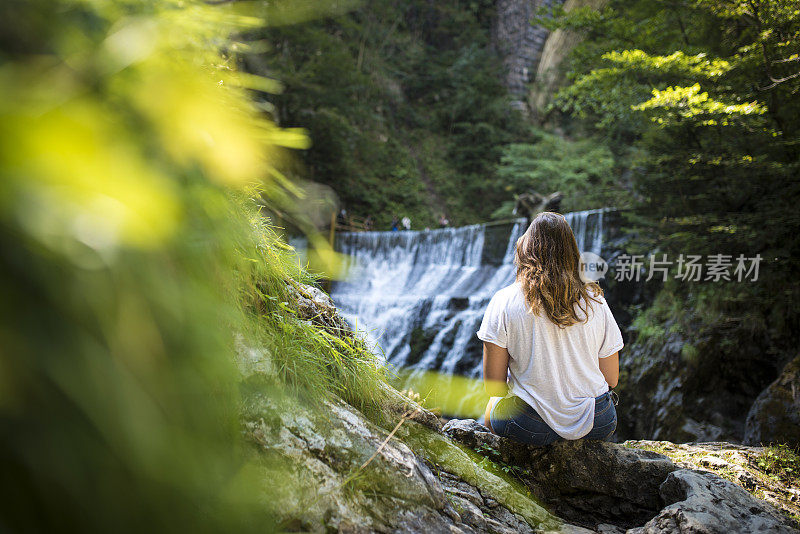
[331, 209, 607, 418]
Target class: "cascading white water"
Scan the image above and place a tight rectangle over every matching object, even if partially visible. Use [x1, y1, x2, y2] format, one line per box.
[331, 209, 606, 417]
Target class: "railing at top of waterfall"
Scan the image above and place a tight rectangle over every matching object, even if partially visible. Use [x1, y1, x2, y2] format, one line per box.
[333, 216, 526, 235]
[331, 214, 373, 233]
[328, 212, 373, 247]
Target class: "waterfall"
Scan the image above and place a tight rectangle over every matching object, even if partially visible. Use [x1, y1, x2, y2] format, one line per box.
[564, 208, 604, 259]
[331, 209, 606, 417]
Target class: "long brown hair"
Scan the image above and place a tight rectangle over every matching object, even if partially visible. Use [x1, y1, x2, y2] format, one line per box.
[514, 212, 602, 327]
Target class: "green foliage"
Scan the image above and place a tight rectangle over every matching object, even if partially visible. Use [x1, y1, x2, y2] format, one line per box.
[236, 219, 388, 418]
[551, 65, 653, 134]
[0, 0, 387, 531]
[547, 0, 800, 392]
[248, 0, 528, 228]
[756, 444, 800, 484]
[604, 49, 733, 79]
[495, 128, 626, 213]
[633, 83, 768, 126]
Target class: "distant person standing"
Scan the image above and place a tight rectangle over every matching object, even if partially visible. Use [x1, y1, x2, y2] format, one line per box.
[439, 214, 450, 227]
[364, 215, 374, 231]
[401, 216, 411, 231]
[391, 215, 399, 232]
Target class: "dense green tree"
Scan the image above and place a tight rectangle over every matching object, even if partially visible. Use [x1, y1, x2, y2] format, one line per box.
[246, 1, 527, 228]
[493, 127, 624, 216]
[546, 0, 800, 400]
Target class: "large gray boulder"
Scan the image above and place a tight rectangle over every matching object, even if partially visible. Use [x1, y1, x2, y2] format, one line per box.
[631, 469, 796, 533]
[444, 419, 678, 529]
[241, 393, 590, 533]
[623, 440, 800, 524]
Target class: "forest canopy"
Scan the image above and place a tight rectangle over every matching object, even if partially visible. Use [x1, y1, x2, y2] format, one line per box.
[542, 0, 799, 404]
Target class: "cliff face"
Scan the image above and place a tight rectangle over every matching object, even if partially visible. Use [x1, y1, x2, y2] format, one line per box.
[493, 0, 606, 116]
[527, 0, 609, 119]
[494, 0, 564, 111]
[613, 315, 799, 449]
[745, 355, 800, 448]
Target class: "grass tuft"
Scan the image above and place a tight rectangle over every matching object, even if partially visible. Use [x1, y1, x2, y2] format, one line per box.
[755, 444, 800, 484]
[233, 204, 389, 418]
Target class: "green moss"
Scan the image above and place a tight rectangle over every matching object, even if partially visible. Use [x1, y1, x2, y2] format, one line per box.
[755, 444, 800, 485]
[398, 422, 561, 530]
[681, 343, 700, 365]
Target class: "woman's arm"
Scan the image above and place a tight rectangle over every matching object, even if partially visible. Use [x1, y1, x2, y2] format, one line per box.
[599, 352, 619, 388]
[482, 341, 510, 397]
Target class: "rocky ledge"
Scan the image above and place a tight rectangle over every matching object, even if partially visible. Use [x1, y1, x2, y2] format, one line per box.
[624, 440, 800, 529]
[247, 282, 799, 533]
[240, 384, 800, 533]
[443, 419, 800, 533]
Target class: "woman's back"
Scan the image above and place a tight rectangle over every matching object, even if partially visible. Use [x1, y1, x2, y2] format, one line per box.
[477, 281, 623, 439]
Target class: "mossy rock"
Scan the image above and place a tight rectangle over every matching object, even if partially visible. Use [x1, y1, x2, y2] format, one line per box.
[745, 355, 800, 449]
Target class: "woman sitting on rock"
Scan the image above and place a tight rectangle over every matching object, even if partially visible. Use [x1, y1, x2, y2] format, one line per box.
[477, 211, 622, 446]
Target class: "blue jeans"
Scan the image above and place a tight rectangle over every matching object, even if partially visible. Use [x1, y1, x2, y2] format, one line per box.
[490, 390, 617, 446]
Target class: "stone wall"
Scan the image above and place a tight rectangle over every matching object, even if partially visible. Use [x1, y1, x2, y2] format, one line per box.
[494, 0, 564, 111]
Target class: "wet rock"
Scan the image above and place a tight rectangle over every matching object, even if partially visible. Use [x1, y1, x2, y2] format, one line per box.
[615, 329, 753, 444]
[407, 326, 438, 367]
[745, 355, 800, 449]
[630, 469, 798, 533]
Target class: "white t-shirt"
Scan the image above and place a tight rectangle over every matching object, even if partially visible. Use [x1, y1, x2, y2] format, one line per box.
[476, 282, 624, 439]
